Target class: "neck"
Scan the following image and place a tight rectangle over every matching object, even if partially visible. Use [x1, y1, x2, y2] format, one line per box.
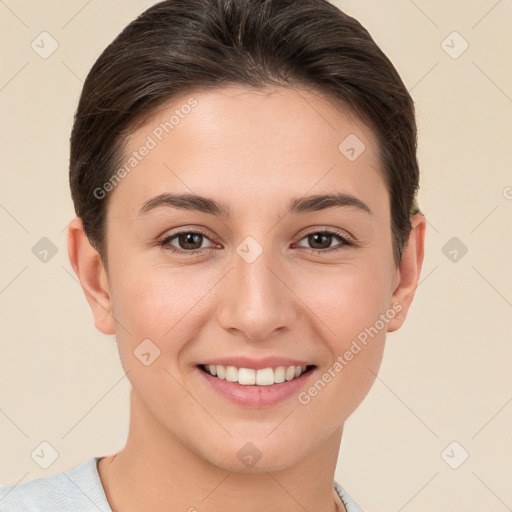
[98, 390, 346, 512]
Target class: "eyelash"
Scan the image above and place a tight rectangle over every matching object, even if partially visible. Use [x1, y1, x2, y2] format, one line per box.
[158, 228, 354, 256]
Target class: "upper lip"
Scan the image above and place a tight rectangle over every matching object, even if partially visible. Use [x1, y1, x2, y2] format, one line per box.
[198, 356, 314, 370]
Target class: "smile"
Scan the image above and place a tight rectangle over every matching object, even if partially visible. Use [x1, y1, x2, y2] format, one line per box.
[199, 364, 314, 386]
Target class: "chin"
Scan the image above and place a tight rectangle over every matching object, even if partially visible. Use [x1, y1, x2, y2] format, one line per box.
[194, 432, 312, 474]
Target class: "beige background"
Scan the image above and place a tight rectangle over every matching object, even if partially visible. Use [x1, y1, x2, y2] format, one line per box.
[1, 1, 511, 511]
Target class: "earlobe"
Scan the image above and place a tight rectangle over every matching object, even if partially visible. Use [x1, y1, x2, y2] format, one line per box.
[67, 217, 116, 335]
[386, 213, 426, 333]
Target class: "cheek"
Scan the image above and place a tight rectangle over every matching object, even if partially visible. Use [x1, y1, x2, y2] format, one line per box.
[108, 263, 204, 362]
[298, 329, 386, 431]
[292, 261, 390, 414]
[113, 253, 200, 313]
[108, 266, 202, 409]
[298, 260, 391, 342]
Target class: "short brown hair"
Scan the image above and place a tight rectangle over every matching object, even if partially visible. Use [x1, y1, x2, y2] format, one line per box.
[69, 0, 421, 268]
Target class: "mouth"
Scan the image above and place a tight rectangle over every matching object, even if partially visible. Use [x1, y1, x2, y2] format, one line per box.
[198, 363, 316, 386]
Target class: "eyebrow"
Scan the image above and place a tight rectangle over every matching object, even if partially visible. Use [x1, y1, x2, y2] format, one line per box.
[138, 192, 372, 218]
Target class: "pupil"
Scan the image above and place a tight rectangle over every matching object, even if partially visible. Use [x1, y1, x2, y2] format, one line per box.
[310, 233, 330, 249]
[181, 233, 201, 249]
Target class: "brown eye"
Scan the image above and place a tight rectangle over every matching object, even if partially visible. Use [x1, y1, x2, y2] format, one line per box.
[177, 232, 204, 250]
[307, 232, 333, 250]
[295, 229, 353, 254]
[160, 229, 217, 255]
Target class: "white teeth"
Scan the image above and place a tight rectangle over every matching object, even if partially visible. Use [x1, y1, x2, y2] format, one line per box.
[216, 365, 226, 380]
[225, 366, 238, 382]
[203, 364, 309, 385]
[238, 368, 256, 385]
[285, 366, 296, 381]
[256, 367, 274, 386]
[274, 366, 285, 384]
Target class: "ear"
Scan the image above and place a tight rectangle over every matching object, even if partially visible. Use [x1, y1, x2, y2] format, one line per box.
[386, 213, 426, 333]
[67, 217, 115, 335]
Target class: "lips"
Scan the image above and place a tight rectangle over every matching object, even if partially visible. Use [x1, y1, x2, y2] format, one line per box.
[194, 354, 317, 407]
[196, 362, 317, 407]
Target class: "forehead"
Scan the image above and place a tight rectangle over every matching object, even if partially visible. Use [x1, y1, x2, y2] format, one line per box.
[108, 84, 387, 221]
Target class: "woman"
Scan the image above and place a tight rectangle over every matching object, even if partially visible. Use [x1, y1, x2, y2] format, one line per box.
[0, 0, 425, 510]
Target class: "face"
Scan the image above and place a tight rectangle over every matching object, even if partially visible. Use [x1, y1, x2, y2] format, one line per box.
[97, 85, 403, 472]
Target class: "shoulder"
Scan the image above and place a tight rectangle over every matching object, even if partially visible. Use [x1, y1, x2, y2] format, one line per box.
[0, 457, 111, 512]
[334, 480, 366, 512]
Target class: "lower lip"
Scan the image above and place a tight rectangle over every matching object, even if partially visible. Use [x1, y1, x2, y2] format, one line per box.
[196, 366, 316, 408]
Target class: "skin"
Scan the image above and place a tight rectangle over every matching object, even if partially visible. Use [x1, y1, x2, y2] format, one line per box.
[68, 84, 426, 512]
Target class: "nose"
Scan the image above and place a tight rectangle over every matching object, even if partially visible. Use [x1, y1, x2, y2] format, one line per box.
[217, 246, 298, 341]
